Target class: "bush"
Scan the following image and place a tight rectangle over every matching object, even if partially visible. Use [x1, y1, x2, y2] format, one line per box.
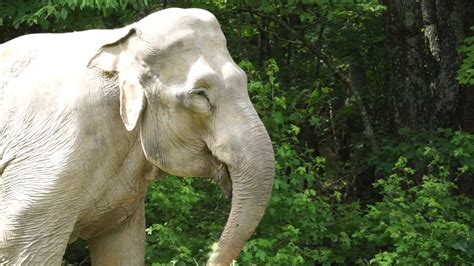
[359, 129, 474, 265]
[144, 177, 229, 265]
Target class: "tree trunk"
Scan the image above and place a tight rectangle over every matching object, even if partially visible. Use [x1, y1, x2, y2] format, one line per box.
[258, 17, 270, 66]
[382, 0, 466, 130]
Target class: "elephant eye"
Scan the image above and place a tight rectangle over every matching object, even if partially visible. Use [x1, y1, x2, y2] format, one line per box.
[192, 88, 210, 103]
[196, 90, 208, 99]
[188, 88, 212, 113]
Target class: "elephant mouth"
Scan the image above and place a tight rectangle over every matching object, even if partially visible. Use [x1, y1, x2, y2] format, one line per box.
[209, 160, 232, 198]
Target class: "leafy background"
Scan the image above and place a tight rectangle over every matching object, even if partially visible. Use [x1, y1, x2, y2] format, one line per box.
[1, 0, 473, 265]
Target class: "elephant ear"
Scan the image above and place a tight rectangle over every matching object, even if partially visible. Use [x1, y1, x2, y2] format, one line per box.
[87, 28, 146, 131]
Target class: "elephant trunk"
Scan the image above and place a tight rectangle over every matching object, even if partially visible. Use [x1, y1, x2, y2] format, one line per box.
[208, 122, 275, 265]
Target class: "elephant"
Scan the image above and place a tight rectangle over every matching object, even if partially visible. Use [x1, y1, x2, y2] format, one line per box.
[0, 8, 274, 265]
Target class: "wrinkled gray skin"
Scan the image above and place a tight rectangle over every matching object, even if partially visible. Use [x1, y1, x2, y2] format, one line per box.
[0, 8, 274, 265]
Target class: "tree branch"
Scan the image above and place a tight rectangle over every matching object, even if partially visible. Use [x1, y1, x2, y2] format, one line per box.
[249, 10, 380, 152]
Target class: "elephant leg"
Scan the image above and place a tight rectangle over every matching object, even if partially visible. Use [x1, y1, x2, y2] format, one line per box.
[88, 200, 146, 266]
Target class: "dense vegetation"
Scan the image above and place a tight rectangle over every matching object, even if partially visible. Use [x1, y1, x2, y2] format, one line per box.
[1, 1, 473, 264]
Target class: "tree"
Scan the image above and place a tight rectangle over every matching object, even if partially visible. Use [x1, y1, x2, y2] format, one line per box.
[382, 0, 474, 130]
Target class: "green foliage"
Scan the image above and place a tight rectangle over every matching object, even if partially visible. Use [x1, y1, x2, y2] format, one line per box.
[0, 0, 150, 42]
[139, 127, 474, 265]
[241, 62, 474, 265]
[1, 0, 149, 26]
[144, 177, 229, 264]
[360, 129, 474, 265]
[459, 30, 474, 85]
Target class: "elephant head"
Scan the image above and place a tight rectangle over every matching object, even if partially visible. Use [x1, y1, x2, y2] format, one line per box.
[87, 8, 274, 265]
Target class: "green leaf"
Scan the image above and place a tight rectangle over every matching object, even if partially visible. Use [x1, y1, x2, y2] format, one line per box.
[59, 8, 68, 20]
[272, 111, 285, 125]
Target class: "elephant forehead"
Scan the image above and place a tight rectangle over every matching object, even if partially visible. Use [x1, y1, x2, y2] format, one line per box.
[157, 30, 225, 55]
[150, 45, 229, 86]
[140, 8, 218, 27]
[137, 8, 226, 49]
[146, 33, 230, 85]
